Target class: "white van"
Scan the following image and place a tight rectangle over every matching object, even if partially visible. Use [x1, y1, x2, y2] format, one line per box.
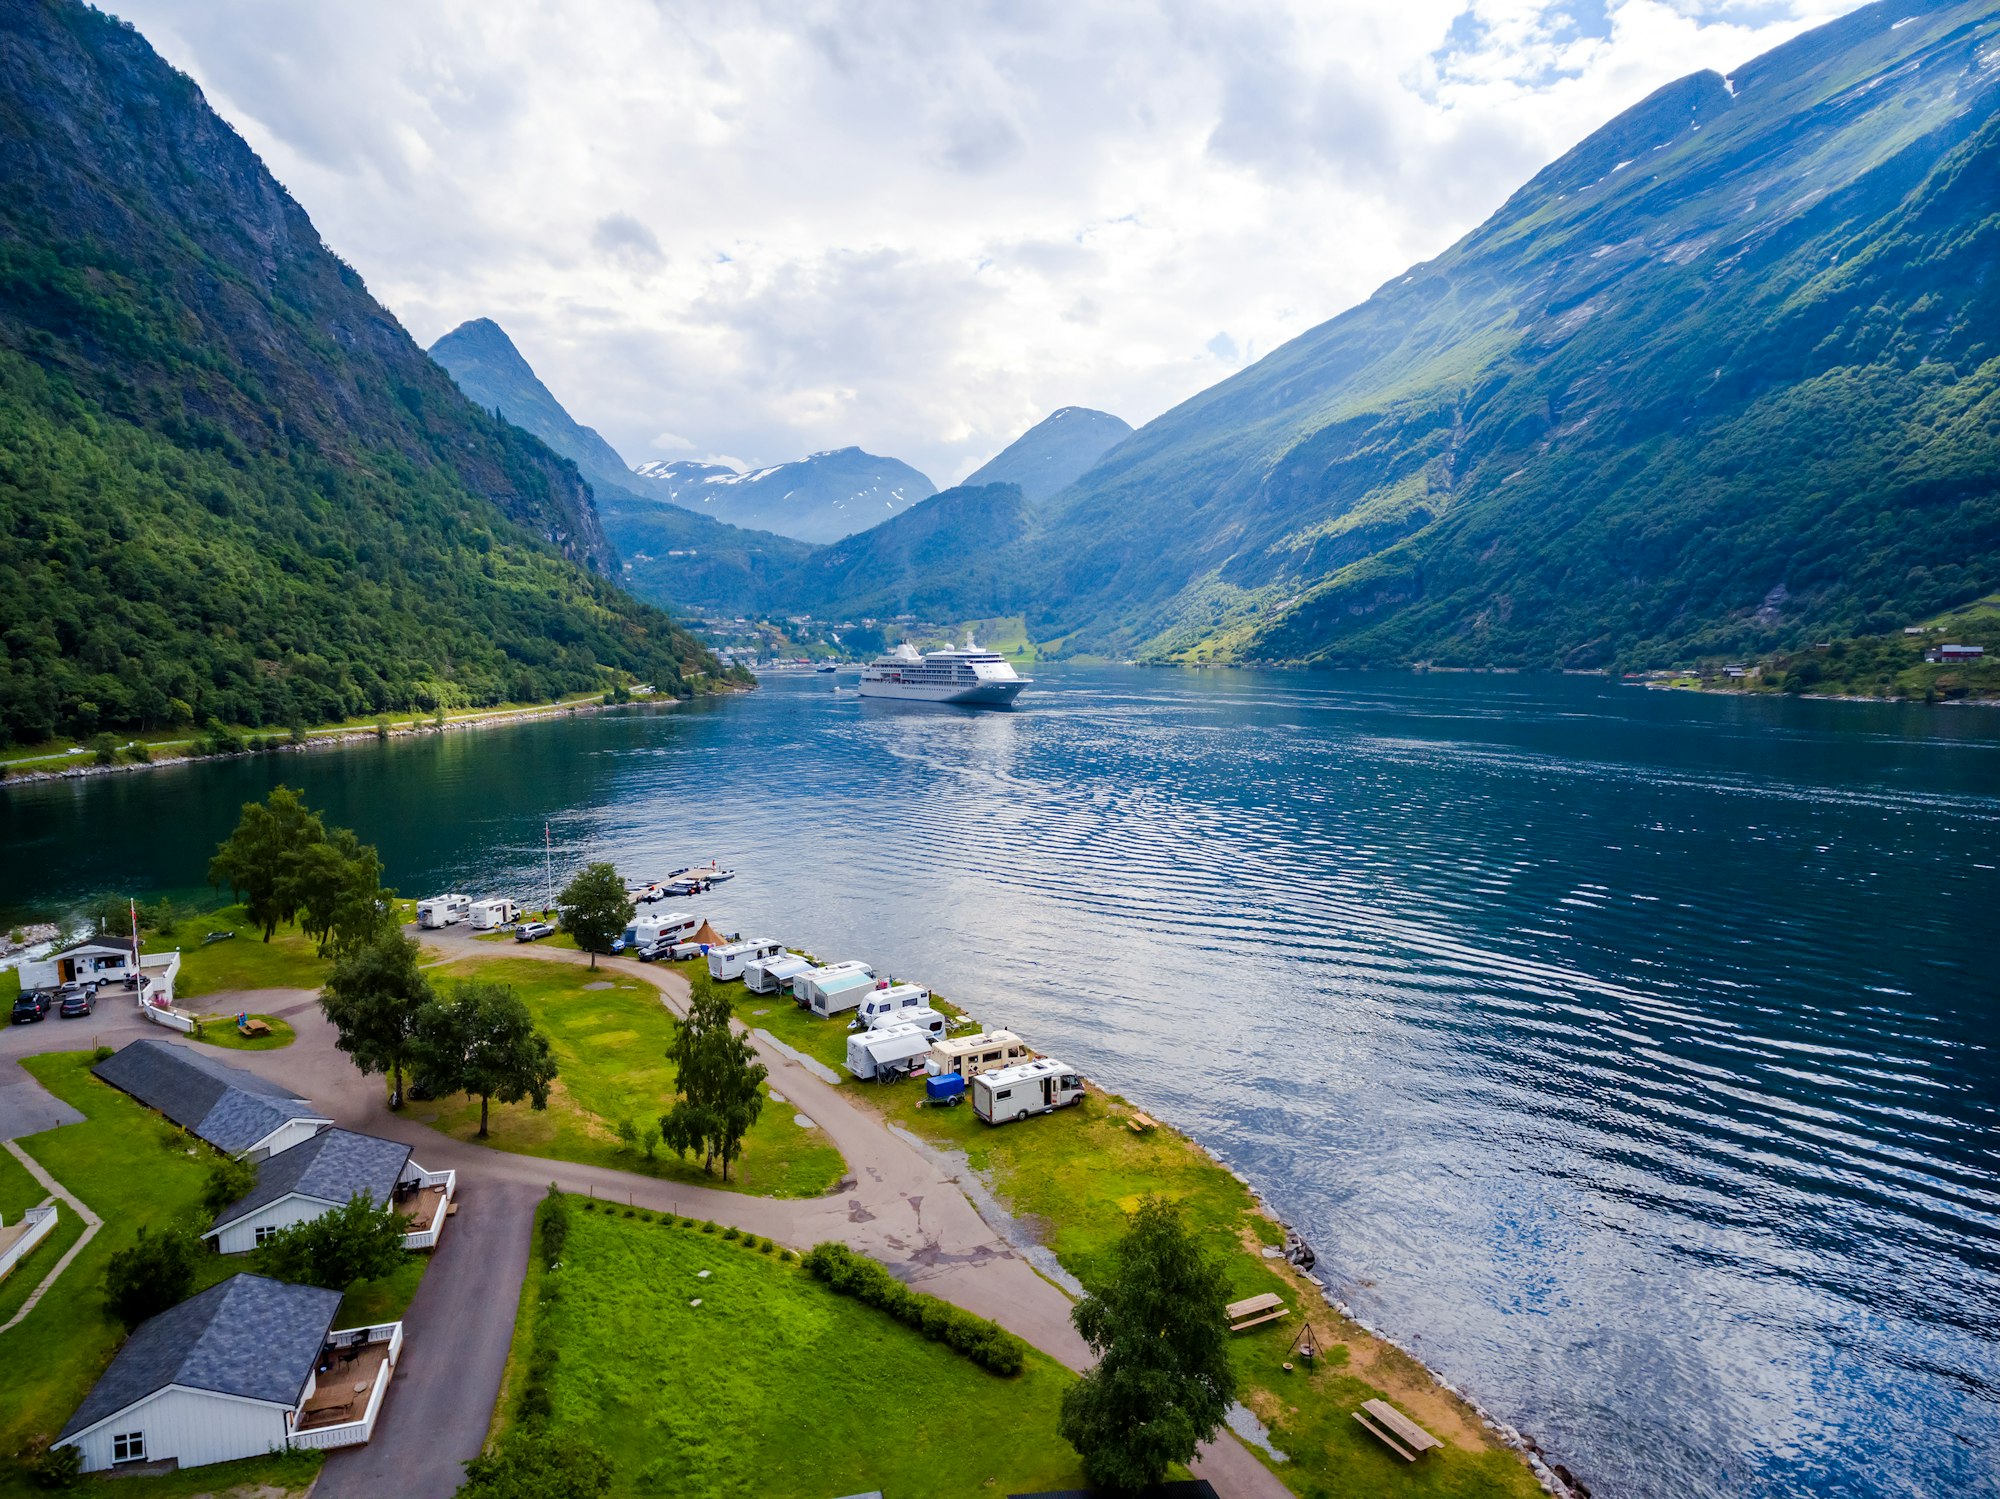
[792, 961, 875, 1011]
[928, 1030, 1031, 1081]
[850, 983, 931, 1030]
[707, 939, 785, 982]
[744, 953, 815, 995]
[469, 898, 519, 931]
[973, 1058, 1085, 1124]
[846, 1023, 933, 1081]
[417, 894, 472, 930]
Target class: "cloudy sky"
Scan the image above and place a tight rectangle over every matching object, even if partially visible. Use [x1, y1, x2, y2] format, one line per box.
[117, 0, 1856, 484]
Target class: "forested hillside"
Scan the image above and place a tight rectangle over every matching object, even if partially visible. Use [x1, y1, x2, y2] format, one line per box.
[0, 0, 726, 746]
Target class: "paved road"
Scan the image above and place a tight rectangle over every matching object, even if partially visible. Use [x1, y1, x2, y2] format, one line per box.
[0, 936, 1291, 1499]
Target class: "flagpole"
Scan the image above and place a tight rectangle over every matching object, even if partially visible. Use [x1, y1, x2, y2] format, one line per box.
[545, 821, 554, 917]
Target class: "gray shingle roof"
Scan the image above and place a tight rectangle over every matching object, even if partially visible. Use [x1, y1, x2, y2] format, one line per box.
[209, 1129, 412, 1234]
[93, 1039, 327, 1154]
[58, 1274, 340, 1440]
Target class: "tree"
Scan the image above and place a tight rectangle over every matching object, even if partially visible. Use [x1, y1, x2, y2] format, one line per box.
[207, 785, 325, 940]
[201, 1154, 258, 1217]
[256, 1194, 409, 1290]
[556, 862, 633, 970]
[295, 826, 396, 959]
[456, 1430, 612, 1499]
[659, 973, 766, 1182]
[412, 980, 558, 1137]
[1058, 1197, 1238, 1491]
[321, 931, 434, 1108]
[104, 1224, 202, 1329]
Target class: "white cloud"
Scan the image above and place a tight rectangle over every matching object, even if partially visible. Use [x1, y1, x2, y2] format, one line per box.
[110, 0, 1857, 484]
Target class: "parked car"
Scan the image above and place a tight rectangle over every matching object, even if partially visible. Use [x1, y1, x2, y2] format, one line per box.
[58, 988, 95, 1018]
[635, 938, 677, 963]
[11, 990, 52, 1024]
[515, 921, 556, 943]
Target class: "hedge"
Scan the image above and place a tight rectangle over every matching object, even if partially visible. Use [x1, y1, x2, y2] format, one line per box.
[801, 1242, 1027, 1376]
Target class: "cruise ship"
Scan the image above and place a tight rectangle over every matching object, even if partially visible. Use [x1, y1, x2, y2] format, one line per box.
[857, 641, 1031, 706]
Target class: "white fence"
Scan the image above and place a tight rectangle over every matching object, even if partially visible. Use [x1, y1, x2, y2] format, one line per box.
[400, 1167, 456, 1251]
[141, 1000, 195, 1034]
[0, 1204, 57, 1282]
[288, 1322, 403, 1451]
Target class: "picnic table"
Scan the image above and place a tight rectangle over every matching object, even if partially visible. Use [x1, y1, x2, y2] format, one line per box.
[1353, 1398, 1441, 1461]
[237, 1016, 270, 1037]
[1225, 1292, 1289, 1332]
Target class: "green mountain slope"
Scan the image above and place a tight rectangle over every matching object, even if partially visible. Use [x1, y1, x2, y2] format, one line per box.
[428, 318, 810, 615]
[963, 406, 1133, 504]
[801, 0, 2000, 669]
[0, 0, 726, 746]
[784, 484, 1038, 621]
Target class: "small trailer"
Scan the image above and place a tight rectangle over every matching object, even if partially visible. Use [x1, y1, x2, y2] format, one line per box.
[707, 939, 785, 982]
[925, 1072, 967, 1106]
[744, 953, 815, 995]
[846, 1023, 933, 1081]
[807, 970, 880, 1019]
[927, 1029, 1031, 1081]
[850, 983, 931, 1030]
[972, 1058, 1085, 1124]
[468, 898, 519, 931]
[417, 894, 473, 930]
[792, 961, 875, 1011]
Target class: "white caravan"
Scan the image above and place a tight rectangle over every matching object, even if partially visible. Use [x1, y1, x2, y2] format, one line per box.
[846, 1023, 934, 1081]
[417, 895, 473, 930]
[850, 984, 932, 1030]
[620, 911, 701, 951]
[928, 1030, 1031, 1081]
[744, 953, 816, 995]
[972, 1058, 1085, 1124]
[469, 899, 519, 931]
[706, 939, 785, 982]
[792, 962, 876, 1011]
[869, 1005, 948, 1042]
[807, 970, 881, 1019]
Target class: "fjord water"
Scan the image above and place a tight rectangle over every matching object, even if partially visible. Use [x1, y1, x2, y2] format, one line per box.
[4, 668, 1996, 1497]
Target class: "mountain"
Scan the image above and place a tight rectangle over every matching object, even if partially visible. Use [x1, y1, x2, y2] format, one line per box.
[428, 320, 811, 615]
[784, 484, 1039, 621]
[636, 447, 937, 545]
[0, 0, 727, 746]
[962, 407, 1133, 504]
[800, 0, 2000, 669]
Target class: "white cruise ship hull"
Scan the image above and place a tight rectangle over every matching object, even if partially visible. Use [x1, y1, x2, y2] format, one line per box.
[857, 678, 1027, 706]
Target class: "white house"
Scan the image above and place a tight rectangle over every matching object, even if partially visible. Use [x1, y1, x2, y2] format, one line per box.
[204, 1128, 455, 1254]
[58, 1274, 405, 1472]
[93, 1040, 330, 1161]
[18, 936, 182, 1010]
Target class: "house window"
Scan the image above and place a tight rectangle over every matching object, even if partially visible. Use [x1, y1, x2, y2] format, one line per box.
[254, 1225, 280, 1247]
[112, 1432, 145, 1464]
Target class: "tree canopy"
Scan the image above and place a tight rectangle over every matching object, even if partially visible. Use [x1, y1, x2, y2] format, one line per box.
[658, 972, 766, 1182]
[556, 862, 633, 970]
[103, 1224, 201, 1331]
[412, 980, 558, 1137]
[256, 1194, 409, 1292]
[321, 930, 435, 1108]
[207, 786, 393, 949]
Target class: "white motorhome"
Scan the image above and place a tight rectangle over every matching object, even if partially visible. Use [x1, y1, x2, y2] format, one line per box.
[620, 911, 701, 951]
[869, 1005, 947, 1042]
[707, 939, 785, 982]
[416, 894, 473, 929]
[792, 961, 875, 1011]
[744, 953, 815, 995]
[972, 1058, 1085, 1124]
[928, 1030, 1031, 1081]
[807, 970, 881, 1019]
[850, 983, 932, 1030]
[846, 1023, 933, 1081]
[469, 898, 519, 931]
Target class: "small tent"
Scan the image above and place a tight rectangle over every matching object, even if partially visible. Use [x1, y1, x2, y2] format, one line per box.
[689, 920, 727, 948]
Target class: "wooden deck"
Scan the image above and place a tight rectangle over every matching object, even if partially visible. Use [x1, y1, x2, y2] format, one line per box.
[298, 1342, 391, 1430]
[396, 1185, 448, 1235]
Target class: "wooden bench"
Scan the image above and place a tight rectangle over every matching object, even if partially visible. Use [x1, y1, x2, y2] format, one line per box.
[1127, 1112, 1158, 1134]
[1225, 1292, 1289, 1332]
[1352, 1398, 1441, 1461]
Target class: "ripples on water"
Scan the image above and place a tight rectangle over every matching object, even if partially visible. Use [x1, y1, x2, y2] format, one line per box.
[3, 667, 1996, 1498]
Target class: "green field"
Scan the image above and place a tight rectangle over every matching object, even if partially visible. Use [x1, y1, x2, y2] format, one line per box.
[410, 958, 844, 1199]
[512, 1204, 1086, 1497]
[171, 909, 331, 999]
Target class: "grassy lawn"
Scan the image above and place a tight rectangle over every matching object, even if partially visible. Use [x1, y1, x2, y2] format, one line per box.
[859, 1084, 1543, 1499]
[336, 1254, 427, 1328]
[0, 1144, 83, 1329]
[713, 955, 981, 1078]
[171, 909, 330, 999]
[189, 1012, 297, 1050]
[512, 1204, 1087, 1497]
[409, 958, 844, 1199]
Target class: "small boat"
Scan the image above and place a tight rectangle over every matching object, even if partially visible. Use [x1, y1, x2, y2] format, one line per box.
[816, 663, 838, 674]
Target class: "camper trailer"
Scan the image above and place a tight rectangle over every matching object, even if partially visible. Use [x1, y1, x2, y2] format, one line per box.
[972, 1058, 1085, 1124]
[707, 939, 785, 982]
[806, 970, 880, 1019]
[928, 1030, 1031, 1081]
[744, 953, 815, 995]
[870, 1005, 947, 1041]
[792, 961, 875, 1011]
[417, 895, 473, 930]
[850, 984, 932, 1030]
[846, 1023, 933, 1081]
[469, 898, 519, 931]
[617, 911, 701, 953]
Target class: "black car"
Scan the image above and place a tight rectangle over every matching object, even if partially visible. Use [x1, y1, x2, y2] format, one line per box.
[11, 990, 52, 1024]
[58, 988, 95, 1018]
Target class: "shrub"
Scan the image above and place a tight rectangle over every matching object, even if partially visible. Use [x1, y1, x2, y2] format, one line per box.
[87, 732, 117, 766]
[21, 1435, 82, 1490]
[104, 1225, 202, 1329]
[123, 742, 150, 764]
[582, 1199, 596, 1211]
[257, 1194, 408, 1290]
[615, 1118, 639, 1154]
[91, 1044, 114, 1063]
[540, 1186, 571, 1267]
[700, 1220, 716, 1234]
[801, 1242, 1027, 1376]
[721, 1225, 739, 1240]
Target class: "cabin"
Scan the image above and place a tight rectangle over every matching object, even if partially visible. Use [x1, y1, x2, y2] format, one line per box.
[972, 1058, 1085, 1124]
[56, 1274, 404, 1472]
[93, 1040, 331, 1161]
[706, 938, 785, 982]
[203, 1128, 456, 1254]
[792, 961, 875, 1010]
[845, 1023, 933, 1081]
[928, 1030, 1031, 1081]
[1926, 644, 1985, 664]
